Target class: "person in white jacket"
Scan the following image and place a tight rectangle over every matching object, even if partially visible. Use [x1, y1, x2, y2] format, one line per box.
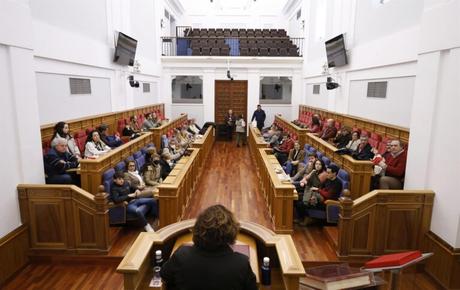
[235, 114, 246, 147]
[84, 130, 111, 158]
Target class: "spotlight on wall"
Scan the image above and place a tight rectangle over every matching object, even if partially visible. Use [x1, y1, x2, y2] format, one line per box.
[227, 70, 234, 81]
[160, 18, 164, 28]
[326, 77, 339, 90]
[128, 75, 140, 88]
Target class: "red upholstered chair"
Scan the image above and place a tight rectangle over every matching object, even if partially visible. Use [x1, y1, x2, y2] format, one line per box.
[42, 140, 51, 155]
[74, 130, 87, 154]
[370, 132, 382, 142]
[377, 142, 387, 155]
[361, 129, 369, 137]
[368, 138, 379, 149]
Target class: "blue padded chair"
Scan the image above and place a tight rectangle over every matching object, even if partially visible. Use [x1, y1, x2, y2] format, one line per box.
[133, 151, 142, 159]
[316, 151, 323, 160]
[322, 156, 331, 166]
[135, 155, 145, 171]
[161, 135, 169, 149]
[115, 161, 126, 172]
[104, 167, 150, 225]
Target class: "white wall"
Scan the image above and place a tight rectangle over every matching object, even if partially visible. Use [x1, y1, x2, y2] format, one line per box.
[0, 1, 44, 237]
[31, 0, 163, 124]
[163, 58, 303, 127]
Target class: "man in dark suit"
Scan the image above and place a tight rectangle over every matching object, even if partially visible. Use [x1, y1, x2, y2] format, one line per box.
[352, 136, 375, 160]
[251, 104, 266, 131]
[224, 109, 236, 140]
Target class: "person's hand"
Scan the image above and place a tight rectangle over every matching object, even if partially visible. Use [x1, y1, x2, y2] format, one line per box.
[300, 181, 305, 187]
[292, 161, 299, 165]
[128, 193, 136, 198]
[138, 185, 145, 190]
[59, 160, 66, 164]
[311, 187, 319, 191]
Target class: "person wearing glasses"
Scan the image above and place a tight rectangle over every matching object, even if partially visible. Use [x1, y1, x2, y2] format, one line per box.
[378, 140, 407, 189]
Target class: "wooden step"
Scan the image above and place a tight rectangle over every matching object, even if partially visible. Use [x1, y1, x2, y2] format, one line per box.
[323, 226, 338, 250]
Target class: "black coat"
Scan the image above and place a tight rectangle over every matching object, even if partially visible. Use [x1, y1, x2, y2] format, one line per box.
[352, 143, 375, 160]
[44, 148, 79, 177]
[161, 245, 257, 290]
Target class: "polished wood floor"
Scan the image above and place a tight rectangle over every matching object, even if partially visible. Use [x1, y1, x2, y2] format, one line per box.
[4, 140, 443, 289]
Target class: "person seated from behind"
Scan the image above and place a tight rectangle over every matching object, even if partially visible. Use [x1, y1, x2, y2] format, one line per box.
[97, 124, 123, 148]
[51, 121, 81, 160]
[161, 205, 257, 290]
[316, 119, 338, 141]
[235, 114, 246, 147]
[286, 141, 305, 176]
[110, 171, 157, 232]
[141, 150, 162, 190]
[378, 140, 407, 189]
[273, 133, 294, 165]
[333, 127, 352, 149]
[84, 130, 111, 158]
[351, 135, 374, 160]
[124, 160, 156, 198]
[306, 115, 321, 134]
[44, 137, 80, 185]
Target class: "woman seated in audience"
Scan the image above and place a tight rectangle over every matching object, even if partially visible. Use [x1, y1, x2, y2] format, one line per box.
[161, 204, 257, 290]
[142, 149, 163, 189]
[306, 116, 321, 133]
[130, 115, 142, 132]
[298, 159, 326, 204]
[44, 137, 80, 185]
[291, 152, 317, 186]
[285, 141, 305, 176]
[84, 130, 111, 158]
[262, 123, 278, 139]
[333, 127, 352, 148]
[187, 119, 202, 135]
[50, 121, 81, 159]
[110, 171, 157, 232]
[167, 138, 184, 161]
[124, 160, 156, 198]
[345, 131, 361, 151]
[122, 116, 142, 139]
[98, 124, 123, 148]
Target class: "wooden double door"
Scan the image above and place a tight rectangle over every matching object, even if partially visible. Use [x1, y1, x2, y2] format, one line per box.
[214, 80, 248, 124]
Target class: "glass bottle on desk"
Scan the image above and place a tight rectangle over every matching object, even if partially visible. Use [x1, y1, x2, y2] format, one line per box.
[150, 250, 163, 288]
[261, 257, 271, 285]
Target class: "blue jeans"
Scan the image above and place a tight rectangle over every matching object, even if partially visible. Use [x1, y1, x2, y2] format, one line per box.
[126, 198, 158, 226]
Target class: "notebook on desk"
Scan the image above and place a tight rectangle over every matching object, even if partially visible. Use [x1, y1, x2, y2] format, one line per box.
[301, 264, 373, 290]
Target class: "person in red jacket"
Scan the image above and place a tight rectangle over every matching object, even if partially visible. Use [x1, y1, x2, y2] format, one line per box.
[379, 140, 407, 189]
[273, 133, 295, 164]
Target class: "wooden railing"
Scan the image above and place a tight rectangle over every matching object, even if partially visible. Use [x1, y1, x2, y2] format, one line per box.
[248, 127, 297, 233]
[150, 114, 188, 149]
[274, 115, 308, 146]
[157, 148, 200, 228]
[40, 103, 164, 143]
[337, 190, 434, 259]
[299, 105, 410, 143]
[17, 184, 111, 255]
[305, 133, 373, 199]
[80, 132, 154, 194]
[190, 126, 215, 173]
[117, 220, 305, 290]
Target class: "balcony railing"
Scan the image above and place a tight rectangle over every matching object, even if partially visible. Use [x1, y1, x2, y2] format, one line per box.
[161, 36, 304, 57]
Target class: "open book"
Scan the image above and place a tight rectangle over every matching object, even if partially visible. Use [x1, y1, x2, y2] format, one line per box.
[300, 264, 373, 290]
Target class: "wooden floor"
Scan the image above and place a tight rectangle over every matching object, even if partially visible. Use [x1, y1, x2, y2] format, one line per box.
[3, 140, 443, 289]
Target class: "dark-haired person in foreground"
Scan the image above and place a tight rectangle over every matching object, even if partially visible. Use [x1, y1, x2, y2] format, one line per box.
[161, 205, 257, 290]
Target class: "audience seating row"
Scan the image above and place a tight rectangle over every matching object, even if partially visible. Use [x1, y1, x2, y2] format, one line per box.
[185, 28, 288, 38]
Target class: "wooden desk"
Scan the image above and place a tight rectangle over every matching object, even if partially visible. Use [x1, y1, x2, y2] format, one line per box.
[172, 232, 260, 283]
[117, 220, 305, 290]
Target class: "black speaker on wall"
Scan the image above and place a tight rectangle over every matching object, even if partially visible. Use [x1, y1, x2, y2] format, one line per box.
[326, 77, 339, 90]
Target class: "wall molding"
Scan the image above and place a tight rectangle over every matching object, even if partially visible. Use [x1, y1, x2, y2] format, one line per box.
[424, 231, 460, 289]
[0, 224, 29, 286]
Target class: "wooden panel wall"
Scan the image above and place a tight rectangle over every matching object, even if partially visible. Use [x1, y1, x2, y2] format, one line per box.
[17, 185, 111, 255]
[424, 231, 460, 289]
[0, 225, 29, 287]
[299, 105, 410, 144]
[215, 80, 248, 124]
[337, 190, 434, 260]
[40, 103, 164, 143]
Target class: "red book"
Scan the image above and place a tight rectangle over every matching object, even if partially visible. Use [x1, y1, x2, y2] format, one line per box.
[364, 251, 422, 269]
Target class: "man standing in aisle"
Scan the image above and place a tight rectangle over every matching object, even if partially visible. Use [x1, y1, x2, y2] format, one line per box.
[251, 104, 266, 131]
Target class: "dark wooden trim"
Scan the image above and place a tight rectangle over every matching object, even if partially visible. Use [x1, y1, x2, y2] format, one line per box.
[424, 231, 460, 289]
[0, 224, 29, 286]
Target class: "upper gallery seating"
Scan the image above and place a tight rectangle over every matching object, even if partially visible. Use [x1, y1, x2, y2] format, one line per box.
[177, 28, 300, 57]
